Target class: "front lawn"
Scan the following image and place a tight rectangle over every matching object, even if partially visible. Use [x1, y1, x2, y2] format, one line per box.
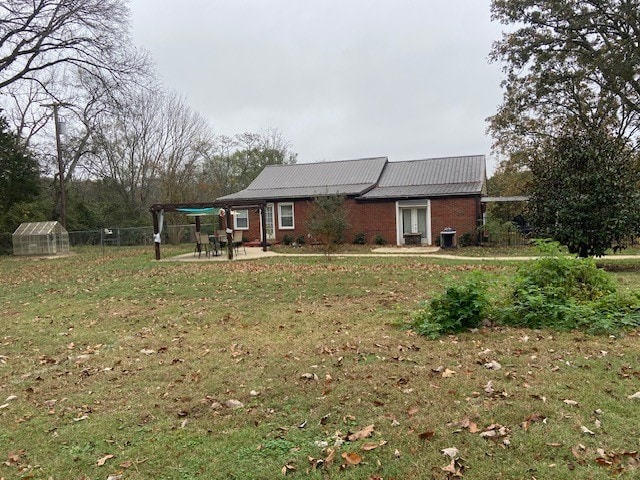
[1, 247, 639, 479]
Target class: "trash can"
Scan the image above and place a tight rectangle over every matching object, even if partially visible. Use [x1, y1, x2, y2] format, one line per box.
[440, 228, 457, 248]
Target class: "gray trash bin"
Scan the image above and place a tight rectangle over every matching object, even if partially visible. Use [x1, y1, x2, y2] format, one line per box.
[440, 228, 457, 248]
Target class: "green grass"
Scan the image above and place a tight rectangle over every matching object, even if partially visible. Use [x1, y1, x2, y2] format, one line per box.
[1, 246, 639, 479]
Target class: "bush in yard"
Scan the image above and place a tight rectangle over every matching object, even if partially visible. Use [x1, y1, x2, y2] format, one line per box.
[498, 240, 640, 333]
[411, 240, 640, 339]
[305, 194, 350, 258]
[459, 232, 475, 247]
[282, 234, 294, 245]
[374, 233, 387, 245]
[411, 273, 490, 339]
[353, 232, 366, 245]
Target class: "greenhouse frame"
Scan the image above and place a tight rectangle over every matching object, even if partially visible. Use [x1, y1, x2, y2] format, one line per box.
[12, 221, 70, 256]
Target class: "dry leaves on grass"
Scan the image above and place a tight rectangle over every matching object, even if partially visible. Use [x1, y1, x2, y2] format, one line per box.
[441, 447, 466, 478]
[595, 449, 640, 474]
[341, 451, 363, 466]
[96, 454, 115, 466]
[347, 424, 375, 442]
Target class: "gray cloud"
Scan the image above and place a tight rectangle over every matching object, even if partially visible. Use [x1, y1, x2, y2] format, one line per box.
[130, 0, 503, 172]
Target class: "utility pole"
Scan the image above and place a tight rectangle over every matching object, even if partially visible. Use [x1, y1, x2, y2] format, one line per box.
[43, 103, 68, 228]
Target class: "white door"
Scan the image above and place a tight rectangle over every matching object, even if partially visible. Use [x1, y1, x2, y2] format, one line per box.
[263, 203, 276, 240]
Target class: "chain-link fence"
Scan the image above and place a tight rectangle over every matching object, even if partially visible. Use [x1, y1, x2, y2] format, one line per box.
[1, 223, 220, 253]
[67, 223, 221, 247]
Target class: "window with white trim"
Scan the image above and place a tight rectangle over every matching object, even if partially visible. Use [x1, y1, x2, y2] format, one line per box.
[233, 209, 249, 230]
[278, 203, 295, 229]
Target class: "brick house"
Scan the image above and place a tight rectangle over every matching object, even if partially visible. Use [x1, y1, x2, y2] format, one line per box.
[216, 155, 487, 246]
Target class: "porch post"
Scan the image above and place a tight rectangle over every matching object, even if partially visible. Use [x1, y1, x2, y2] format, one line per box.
[260, 203, 267, 251]
[152, 210, 161, 260]
[225, 207, 234, 260]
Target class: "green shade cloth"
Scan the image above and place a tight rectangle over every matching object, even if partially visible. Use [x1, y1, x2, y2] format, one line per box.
[176, 207, 220, 216]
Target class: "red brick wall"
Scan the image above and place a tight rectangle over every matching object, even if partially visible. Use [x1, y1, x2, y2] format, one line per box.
[239, 196, 481, 246]
[430, 197, 481, 243]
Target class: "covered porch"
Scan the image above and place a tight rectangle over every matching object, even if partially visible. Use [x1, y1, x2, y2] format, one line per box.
[149, 201, 268, 260]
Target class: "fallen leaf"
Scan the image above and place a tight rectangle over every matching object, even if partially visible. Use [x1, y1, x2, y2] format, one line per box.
[361, 442, 378, 451]
[324, 448, 336, 467]
[96, 454, 115, 466]
[225, 399, 244, 409]
[442, 458, 457, 473]
[442, 447, 459, 459]
[418, 430, 435, 441]
[484, 360, 502, 370]
[521, 413, 546, 431]
[581, 426, 595, 435]
[348, 424, 374, 441]
[442, 368, 456, 378]
[341, 451, 362, 466]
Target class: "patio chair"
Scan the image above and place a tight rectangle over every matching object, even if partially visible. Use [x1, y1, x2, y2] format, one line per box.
[194, 232, 210, 258]
[233, 231, 246, 255]
[216, 229, 228, 248]
[208, 234, 221, 256]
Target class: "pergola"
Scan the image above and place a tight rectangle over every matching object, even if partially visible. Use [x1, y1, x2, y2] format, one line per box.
[149, 201, 268, 260]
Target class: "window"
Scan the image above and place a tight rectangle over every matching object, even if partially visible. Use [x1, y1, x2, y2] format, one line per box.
[233, 209, 249, 230]
[278, 203, 294, 229]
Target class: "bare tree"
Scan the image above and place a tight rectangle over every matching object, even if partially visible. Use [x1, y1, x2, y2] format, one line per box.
[200, 128, 297, 197]
[0, 0, 147, 91]
[159, 93, 212, 204]
[87, 88, 212, 223]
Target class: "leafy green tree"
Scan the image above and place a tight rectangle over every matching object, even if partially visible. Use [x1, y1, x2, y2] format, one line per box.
[489, 0, 640, 150]
[489, 1, 640, 255]
[528, 129, 640, 257]
[0, 114, 43, 251]
[0, 114, 41, 217]
[305, 195, 350, 259]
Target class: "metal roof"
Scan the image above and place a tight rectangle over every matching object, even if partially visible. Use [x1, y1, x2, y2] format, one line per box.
[217, 155, 486, 202]
[218, 157, 387, 201]
[482, 196, 529, 203]
[361, 155, 486, 199]
[362, 182, 485, 199]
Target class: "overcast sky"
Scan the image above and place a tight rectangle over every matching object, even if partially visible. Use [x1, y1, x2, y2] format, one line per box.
[129, 1, 505, 174]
